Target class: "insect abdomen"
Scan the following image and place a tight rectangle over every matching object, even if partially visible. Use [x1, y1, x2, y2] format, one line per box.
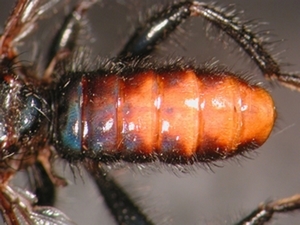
[57, 68, 276, 164]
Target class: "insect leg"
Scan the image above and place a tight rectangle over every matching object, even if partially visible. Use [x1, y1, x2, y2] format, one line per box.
[26, 145, 68, 208]
[234, 194, 300, 225]
[118, 1, 300, 91]
[28, 161, 57, 206]
[86, 162, 155, 225]
[189, 2, 300, 91]
[118, 1, 193, 58]
[44, 0, 97, 81]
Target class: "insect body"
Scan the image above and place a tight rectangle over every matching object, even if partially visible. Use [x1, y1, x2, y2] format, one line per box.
[0, 0, 300, 225]
[56, 67, 275, 164]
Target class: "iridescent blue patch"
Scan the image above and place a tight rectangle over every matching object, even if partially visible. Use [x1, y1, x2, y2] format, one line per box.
[60, 84, 82, 151]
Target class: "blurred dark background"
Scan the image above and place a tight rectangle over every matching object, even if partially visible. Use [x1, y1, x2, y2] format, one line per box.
[1, 1, 300, 224]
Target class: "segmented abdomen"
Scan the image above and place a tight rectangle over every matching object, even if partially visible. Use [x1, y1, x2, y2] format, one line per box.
[56, 68, 275, 164]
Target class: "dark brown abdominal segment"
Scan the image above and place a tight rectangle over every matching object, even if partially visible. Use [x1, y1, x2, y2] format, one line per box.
[60, 68, 276, 164]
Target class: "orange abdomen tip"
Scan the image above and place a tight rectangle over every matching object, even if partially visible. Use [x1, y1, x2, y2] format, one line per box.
[194, 73, 276, 162]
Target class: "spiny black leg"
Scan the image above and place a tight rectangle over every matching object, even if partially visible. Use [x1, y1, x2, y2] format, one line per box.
[30, 161, 56, 206]
[234, 194, 300, 225]
[27, 149, 68, 207]
[119, 1, 300, 91]
[86, 163, 154, 225]
[189, 2, 300, 91]
[44, 0, 96, 81]
[118, 1, 193, 58]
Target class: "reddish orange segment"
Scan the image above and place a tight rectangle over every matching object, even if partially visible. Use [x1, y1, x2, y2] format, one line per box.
[120, 71, 158, 155]
[157, 70, 200, 157]
[197, 75, 239, 154]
